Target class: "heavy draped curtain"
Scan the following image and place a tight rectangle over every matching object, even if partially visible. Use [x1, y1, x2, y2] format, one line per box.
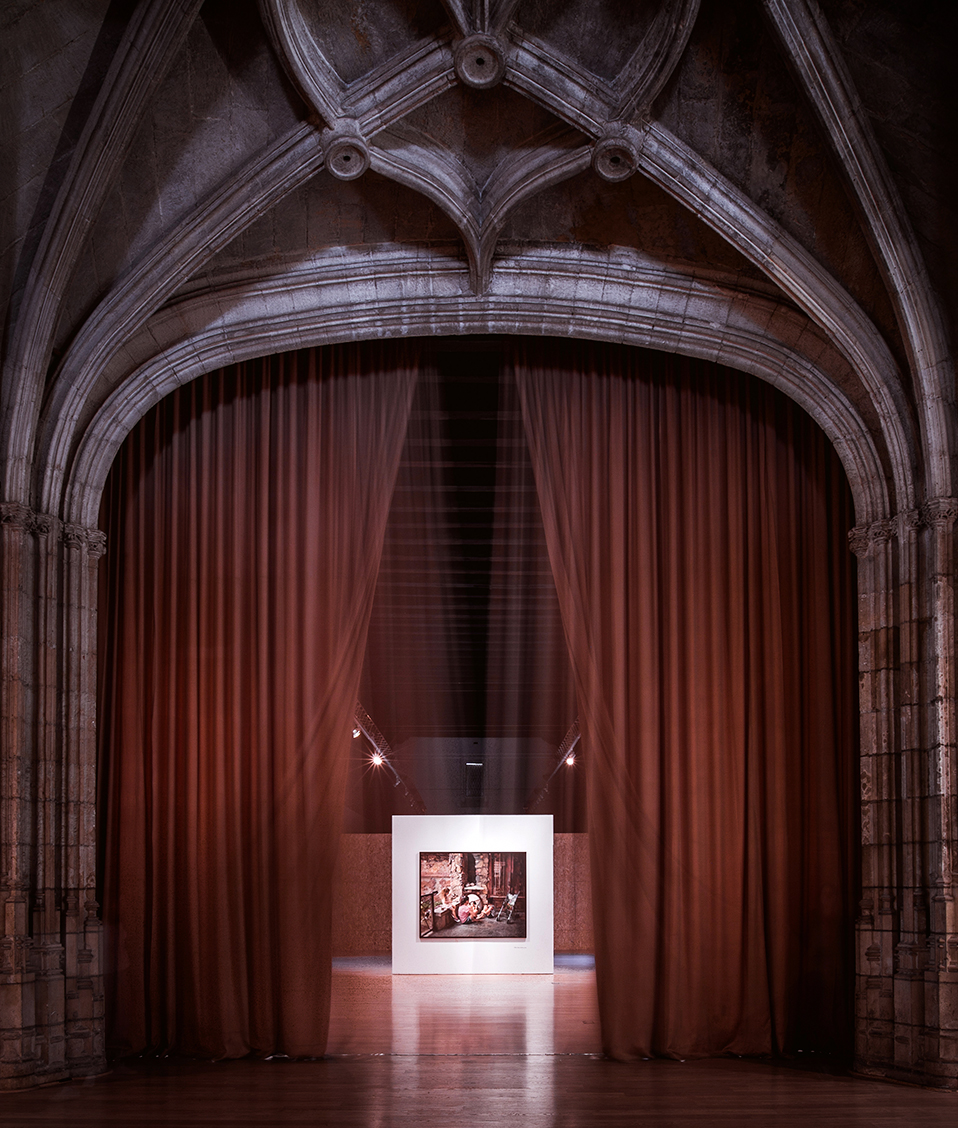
[514, 341, 857, 1060]
[98, 343, 417, 1057]
[99, 337, 856, 1062]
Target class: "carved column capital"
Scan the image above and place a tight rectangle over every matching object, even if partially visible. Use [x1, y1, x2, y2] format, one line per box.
[0, 503, 59, 538]
[61, 523, 107, 557]
[61, 523, 87, 550]
[848, 518, 895, 558]
[897, 508, 923, 537]
[1, 504, 58, 538]
[0, 502, 34, 530]
[920, 496, 958, 531]
[85, 530, 107, 559]
[845, 503, 958, 555]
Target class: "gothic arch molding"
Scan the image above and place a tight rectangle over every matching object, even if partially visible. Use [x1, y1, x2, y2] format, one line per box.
[54, 248, 891, 531]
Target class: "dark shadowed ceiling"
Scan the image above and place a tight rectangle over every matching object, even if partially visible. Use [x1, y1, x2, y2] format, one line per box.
[351, 341, 581, 830]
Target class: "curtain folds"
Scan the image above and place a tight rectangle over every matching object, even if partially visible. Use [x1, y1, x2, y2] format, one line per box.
[513, 341, 857, 1060]
[99, 336, 857, 1064]
[98, 343, 417, 1058]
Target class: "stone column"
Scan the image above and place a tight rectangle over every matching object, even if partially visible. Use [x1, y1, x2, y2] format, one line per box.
[852, 502, 958, 1090]
[60, 523, 106, 1078]
[31, 513, 67, 1082]
[891, 509, 928, 1078]
[0, 504, 40, 1089]
[0, 508, 107, 1090]
[850, 517, 900, 1074]
[919, 498, 958, 1086]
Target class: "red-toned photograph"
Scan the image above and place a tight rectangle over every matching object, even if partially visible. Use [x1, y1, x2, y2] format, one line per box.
[419, 852, 526, 939]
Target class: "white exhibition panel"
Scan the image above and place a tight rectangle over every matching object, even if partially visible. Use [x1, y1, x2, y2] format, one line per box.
[392, 814, 554, 974]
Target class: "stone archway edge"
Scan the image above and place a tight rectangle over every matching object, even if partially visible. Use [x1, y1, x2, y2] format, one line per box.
[36, 121, 918, 520]
[0, 0, 204, 503]
[13, 4, 926, 520]
[631, 121, 918, 509]
[61, 243, 890, 530]
[762, 0, 956, 502]
[32, 124, 327, 514]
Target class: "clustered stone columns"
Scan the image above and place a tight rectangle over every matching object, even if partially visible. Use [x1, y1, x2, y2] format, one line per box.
[852, 498, 958, 1087]
[0, 503, 105, 1089]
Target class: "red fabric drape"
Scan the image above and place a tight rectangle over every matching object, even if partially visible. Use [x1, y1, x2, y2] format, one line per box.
[514, 341, 857, 1060]
[98, 343, 417, 1057]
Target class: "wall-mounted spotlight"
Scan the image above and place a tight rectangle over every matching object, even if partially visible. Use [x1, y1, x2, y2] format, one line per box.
[525, 720, 581, 812]
[353, 702, 427, 813]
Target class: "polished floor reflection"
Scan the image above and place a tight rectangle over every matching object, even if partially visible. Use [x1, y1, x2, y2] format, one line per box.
[328, 954, 601, 1056]
[3, 958, 957, 1126]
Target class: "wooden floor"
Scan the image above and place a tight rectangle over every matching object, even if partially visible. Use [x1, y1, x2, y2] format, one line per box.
[3, 957, 955, 1126]
[327, 954, 602, 1056]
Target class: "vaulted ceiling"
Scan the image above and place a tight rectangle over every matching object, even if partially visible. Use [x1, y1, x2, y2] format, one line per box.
[4, 0, 955, 514]
[3, 0, 955, 819]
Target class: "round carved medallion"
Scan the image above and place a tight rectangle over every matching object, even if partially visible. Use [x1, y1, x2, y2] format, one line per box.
[454, 35, 507, 89]
[592, 136, 639, 182]
[325, 135, 371, 181]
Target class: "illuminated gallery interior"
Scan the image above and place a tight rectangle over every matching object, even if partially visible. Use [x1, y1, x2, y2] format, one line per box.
[2, 0, 957, 1121]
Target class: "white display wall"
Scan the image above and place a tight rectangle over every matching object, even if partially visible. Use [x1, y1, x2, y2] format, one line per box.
[392, 814, 554, 974]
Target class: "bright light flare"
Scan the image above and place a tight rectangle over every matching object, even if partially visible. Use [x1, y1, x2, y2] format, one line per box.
[371, 752, 384, 766]
[565, 754, 576, 767]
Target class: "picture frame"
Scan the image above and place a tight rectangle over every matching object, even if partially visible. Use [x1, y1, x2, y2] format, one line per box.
[418, 851, 527, 939]
[392, 814, 553, 974]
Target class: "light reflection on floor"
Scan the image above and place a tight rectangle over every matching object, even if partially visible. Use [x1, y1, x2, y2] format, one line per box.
[327, 955, 602, 1058]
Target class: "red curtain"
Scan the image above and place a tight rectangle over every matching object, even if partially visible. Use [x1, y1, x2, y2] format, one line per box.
[98, 343, 417, 1057]
[513, 340, 857, 1060]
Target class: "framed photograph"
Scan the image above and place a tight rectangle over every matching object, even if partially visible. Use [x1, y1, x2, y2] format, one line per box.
[392, 814, 553, 974]
[418, 851, 527, 939]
